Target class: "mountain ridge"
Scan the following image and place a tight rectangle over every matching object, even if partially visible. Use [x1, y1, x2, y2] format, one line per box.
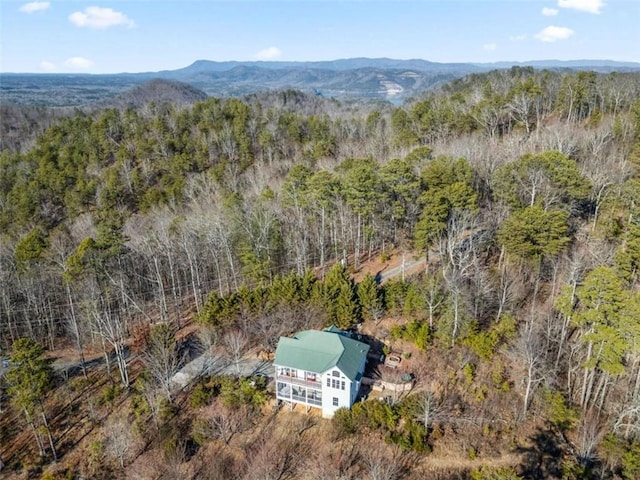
[3, 57, 638, 77]
[2, 57, 639, 106]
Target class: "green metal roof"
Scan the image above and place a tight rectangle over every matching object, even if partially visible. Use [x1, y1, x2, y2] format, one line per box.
[274, 328, 370, 381]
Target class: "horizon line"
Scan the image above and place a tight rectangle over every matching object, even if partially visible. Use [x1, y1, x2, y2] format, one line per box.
[2, 57, 640, 75]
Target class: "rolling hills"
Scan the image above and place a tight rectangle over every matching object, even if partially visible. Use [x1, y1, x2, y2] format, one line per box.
[2, 57, 638, 107]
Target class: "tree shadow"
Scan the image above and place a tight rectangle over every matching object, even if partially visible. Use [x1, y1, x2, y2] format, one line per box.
[54, 346, 130, 381]
[516, 427, 565, 479]
[352, 332, 386, 358]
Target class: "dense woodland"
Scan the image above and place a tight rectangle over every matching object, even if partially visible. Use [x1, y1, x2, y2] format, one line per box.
[2, 67, 640, 479]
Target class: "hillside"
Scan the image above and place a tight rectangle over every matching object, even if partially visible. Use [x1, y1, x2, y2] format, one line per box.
[2, 57, 639, 107]
[101, 79, 209, 109]
[2, 68, 640, 479]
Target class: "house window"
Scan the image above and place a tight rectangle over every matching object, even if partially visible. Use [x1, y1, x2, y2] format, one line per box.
[277, 382, 290, 399]
[332, 371, 340, 377]
[326, 377, 330, 387]
[333, 397, 339, 406]
[332, 379, 340, 389]
[341, 381, 345, 390]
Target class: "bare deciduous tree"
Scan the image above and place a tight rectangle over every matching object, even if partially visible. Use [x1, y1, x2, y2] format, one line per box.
[91, 308, 130, 388]
[574, 411, 606, 467]
[359, 439, 415, 480]
[224, 329, 248, 375]
[304, 438, 358, 480]
[509, 322, 547, 419]
[194, 400, 250, 445]
[104, 413, 135, 468]
[242, 429, 308, 480]
[142, 323, 183, 402]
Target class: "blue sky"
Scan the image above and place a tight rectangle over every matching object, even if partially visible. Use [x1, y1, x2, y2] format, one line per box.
[1, 0, 638, 73]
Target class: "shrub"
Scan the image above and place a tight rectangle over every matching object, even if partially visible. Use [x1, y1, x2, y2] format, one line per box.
[130, 392, 150, 419]
[491, 366, 511, 392]
[462, 363, 475, 384]
[468, 447, 477, 459]
[219, 376, 267, 409]
[191, 417, 212, 446]
[464, 314, 516, 360]
[542, 388, 577, 431]
[100, 384, 121, 405]
[622, 443, 640, 480]
[389, 419, 430, 453]
[189, 382, 215, 408]
[359, 399, 398, 430]
[332, 407, 358, 439]
[390, 319, 430, 351]
[600, 433, 640, 480]
[159, 398, 177, 422]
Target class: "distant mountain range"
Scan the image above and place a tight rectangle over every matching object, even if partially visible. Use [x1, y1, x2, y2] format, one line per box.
[476, 59, 640, 70]
[155, 57, 480, 75]
[2, 58, 639, 107]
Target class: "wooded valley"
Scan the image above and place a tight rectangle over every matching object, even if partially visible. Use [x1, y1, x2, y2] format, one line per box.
[2, 67, 640, 479]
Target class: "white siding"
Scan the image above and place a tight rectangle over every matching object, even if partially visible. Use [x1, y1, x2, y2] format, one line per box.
[274, 354, 367, 418]
[320, 368, 352, 418]
[350, 353, 368, 403]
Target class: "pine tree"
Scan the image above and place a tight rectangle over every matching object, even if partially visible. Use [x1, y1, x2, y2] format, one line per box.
[357, 272, 384, 323]
[322, 264, 361, 328]
[5, 338, 56, 460]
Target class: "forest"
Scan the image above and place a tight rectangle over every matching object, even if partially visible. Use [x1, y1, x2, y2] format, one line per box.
[2, 67, 640, 479]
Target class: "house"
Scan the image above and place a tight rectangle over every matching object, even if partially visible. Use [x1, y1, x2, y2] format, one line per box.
[274, 326, 370, 418]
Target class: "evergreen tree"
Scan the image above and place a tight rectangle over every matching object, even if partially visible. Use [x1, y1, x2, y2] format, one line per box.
[492, 151, 590, 210]
[414, 156, 478, 253]
[322, 264, 361, 328]
[569, 267, 640, 409]
[497, 206, 569, 263]
[5, 338, 56, 460]
[357, 272, 384, 323]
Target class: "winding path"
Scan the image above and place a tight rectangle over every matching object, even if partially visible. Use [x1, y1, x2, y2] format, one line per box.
[378, 255, 426, 283]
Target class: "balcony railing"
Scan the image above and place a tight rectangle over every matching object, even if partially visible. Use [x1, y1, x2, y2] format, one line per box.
[276, 374, 322, 388]
[277, 385, 322, 406]
[291, 394, 322, 406]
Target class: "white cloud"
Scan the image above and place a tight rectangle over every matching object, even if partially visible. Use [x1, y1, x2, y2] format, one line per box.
[64, 57, 94, 70]
[557, 0, 604, 14]
[534, 25, 575, 42]
[255, 46, 282, 60]
[509, 34, 527, 41]
[19, 2, 50, 13]
[39, 60, 56, 71]
[69, 7, 135, 29]
[542, 7, 559, 16]
[483, 43, 497, 51]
